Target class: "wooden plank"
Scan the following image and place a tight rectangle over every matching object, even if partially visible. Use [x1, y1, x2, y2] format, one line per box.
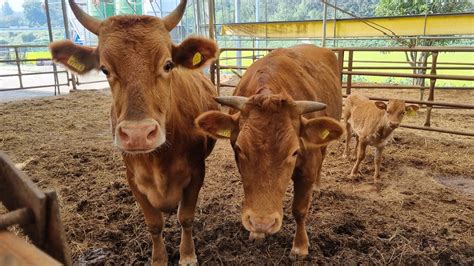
[43, 190, 72, 266]
[0, 231, 61, 266]
[0, 152, 46, 246]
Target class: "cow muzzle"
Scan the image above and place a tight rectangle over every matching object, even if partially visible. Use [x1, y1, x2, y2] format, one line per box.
[242, 210, 282, 236]
[115, 119, 164, 153]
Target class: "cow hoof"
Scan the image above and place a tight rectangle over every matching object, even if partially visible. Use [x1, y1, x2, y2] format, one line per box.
[249, 232, 266, 242]
[289, 247, 308, 261]
[179, 255, 197, 266]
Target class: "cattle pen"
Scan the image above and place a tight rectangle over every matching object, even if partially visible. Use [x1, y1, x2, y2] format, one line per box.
[1, 0, 473, 264]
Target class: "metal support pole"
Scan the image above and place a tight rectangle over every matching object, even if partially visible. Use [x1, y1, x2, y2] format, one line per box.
[14, 47, 24, 90]
[322, 1, 328, 47]
[337, 49, 344, 85]
[346, 50, 353, 95]
[235, 0, 242, 70]
[208, 0, 216, 85]
[61, 0, 77, 91]
[424, 52, 438, 127]
[333, 0, 337, 47]
[45, 0, 61, 95]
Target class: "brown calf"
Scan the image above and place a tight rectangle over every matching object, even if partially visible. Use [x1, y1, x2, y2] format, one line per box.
[343, 93, 419, 182]
[196, 45, 343, 259]
[49, 1, 219, 265]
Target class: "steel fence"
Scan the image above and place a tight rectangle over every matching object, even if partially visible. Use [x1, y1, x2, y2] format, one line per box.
[213, 46, 474, 136]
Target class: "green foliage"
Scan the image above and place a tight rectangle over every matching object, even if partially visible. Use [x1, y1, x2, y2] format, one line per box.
[375, 0, 472, 16]
[22, 0, 47, 26]
[1, 1, 14, 16]
[21, 33, 37, 43]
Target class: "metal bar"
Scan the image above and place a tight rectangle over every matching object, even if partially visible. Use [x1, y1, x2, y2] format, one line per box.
[342, 84, 474, 90]
[424, 52, 439, 127]
[343, 60, 474, 66]
[76, 79, 108, 85]
[332, 46, 474, 52]
[401, 124, 474, 136]
[14, 47, 24, 90]
[0, 208, 34, 229]
[337, 50, 344, 84]
[208, 0, 215, 40]
[346, 50, 353, 95]
[44, 0, 60, 96]
[342, 94, 474, 109]
[341, 70, 474, 81]
[0, 71, 69, 78]
[345, 66, 474, 70]
[322, 0, 328, 47]
[0, 58, 53, 63]
[0, 83, 69, 92]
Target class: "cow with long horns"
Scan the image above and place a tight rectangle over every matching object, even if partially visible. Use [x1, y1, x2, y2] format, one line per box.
[49, 0, 219, 264]
[196, 44, 344, 259]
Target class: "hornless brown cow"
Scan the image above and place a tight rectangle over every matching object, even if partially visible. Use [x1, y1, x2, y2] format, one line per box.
[196, 45, 343, 259]
[49, 0, 219, 264]
[343, 93, 419, 182]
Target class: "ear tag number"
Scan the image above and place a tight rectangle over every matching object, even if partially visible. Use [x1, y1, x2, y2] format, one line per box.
[192, 52, 202, 66]
[67, 56, 85, 72]
[319, 129, 330, 140]
[406, 107, 416, 117]
[216, 129, 231, 138]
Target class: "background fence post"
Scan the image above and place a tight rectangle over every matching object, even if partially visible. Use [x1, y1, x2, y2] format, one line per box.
[346, 50, 354, 95]
[424, 51, 438, 127]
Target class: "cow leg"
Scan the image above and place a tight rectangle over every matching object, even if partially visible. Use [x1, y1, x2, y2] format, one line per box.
[177, 164, 204, 265]
[350, 140, 367, 179]
[343, 122, 352, 158]
[353, 136, 359, 159]
[373, 146, 384, 182]
[290, 150, 322, 260]
[127, 174, 167, 265]
[290, 173, 315, 260]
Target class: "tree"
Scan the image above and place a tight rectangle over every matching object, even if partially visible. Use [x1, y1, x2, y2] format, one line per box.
[22, 0, 47, 26]
[1, 1, 14, 16]
[375, 0, 472, 99]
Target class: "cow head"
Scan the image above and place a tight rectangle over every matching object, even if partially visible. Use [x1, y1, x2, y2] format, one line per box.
[49, 0, 218, 153]
[196, 93, 343, 237]
[374, 100, 419, 129]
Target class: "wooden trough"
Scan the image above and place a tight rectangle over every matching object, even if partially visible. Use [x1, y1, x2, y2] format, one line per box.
[0, 151, 71, 265]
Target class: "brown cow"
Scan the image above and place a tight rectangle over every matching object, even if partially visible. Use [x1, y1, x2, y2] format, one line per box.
[49, 0, 219, 264]
[343, 93, 419, 182]
[196, 45, 343, 259]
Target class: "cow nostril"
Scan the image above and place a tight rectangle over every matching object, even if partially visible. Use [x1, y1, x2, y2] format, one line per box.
[118, 127, 130, 142]
[146, 125, 158, 141]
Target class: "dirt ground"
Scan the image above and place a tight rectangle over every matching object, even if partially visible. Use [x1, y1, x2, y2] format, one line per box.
[0, 88, 473, 264]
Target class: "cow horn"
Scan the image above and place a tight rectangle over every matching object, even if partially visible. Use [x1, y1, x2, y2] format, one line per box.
[69, 0, 101, 35]
[162, 0, 187, 31]
[295, 101, 327, 114]
[215, 96, 248, 111]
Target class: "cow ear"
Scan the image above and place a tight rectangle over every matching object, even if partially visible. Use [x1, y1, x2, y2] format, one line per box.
[374, 101, 387, 110]
[49, 40, 99, 74]
[300, 117, 344, 148]
[172, 36, 218, 69]
[195, 111, 237, 139]
[405, 104, 419, 112]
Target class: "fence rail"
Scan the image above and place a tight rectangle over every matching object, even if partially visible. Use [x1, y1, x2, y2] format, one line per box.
[214, 46, 474, 137]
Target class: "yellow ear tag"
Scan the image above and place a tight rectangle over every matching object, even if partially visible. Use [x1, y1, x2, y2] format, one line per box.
[67, 55, 85, 72]
[192, 52, 202, 66]
[216, 129, 231, 138]
[319, 129, 330, 140]
[406, 108, 416, 117]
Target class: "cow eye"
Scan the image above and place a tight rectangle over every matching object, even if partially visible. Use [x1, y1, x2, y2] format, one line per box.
[163, 60, 174, 72]
[100, 67, 109, 76]
[292, 150, 299, 157]
[402, 111, 406, 115]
